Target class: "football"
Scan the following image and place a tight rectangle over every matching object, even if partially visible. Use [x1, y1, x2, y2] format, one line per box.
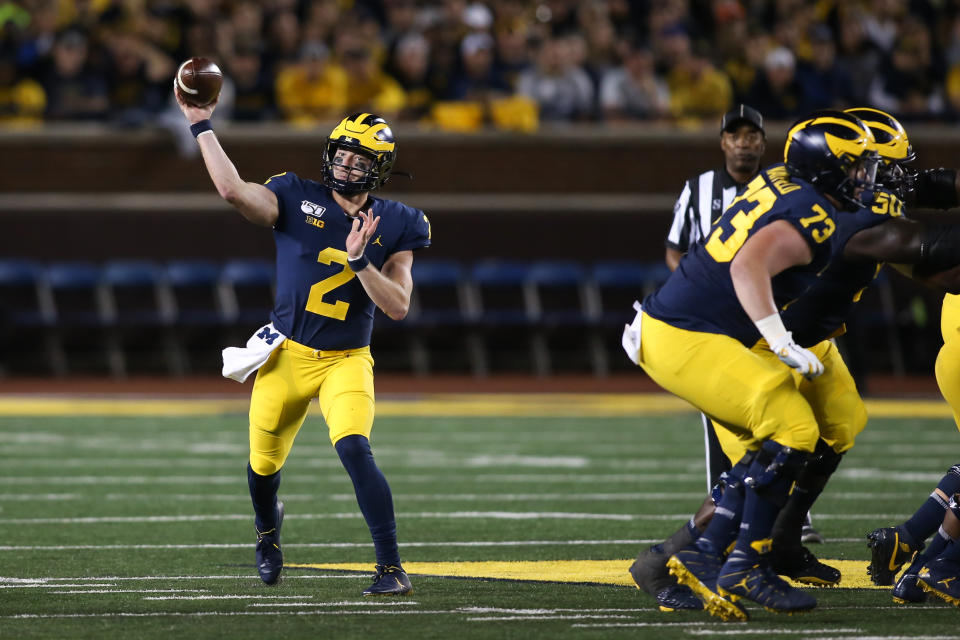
[175, 57, 223, 108]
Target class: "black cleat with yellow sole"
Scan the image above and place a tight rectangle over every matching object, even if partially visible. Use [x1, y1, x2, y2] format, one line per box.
[866, 525, 922, 586]
[769, 544, 840, 586]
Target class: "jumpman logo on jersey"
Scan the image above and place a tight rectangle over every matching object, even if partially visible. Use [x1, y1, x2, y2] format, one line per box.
[372, 235, 383, 247]
[257, 326, 281, 345]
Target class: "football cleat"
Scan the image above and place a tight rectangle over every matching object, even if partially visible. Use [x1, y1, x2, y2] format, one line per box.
[801, 513, 825, 544]
[918, 557, 960, 607]
[363, 564, 413, 596]
[866, 525, 923, 586]
[770, 545, 840, 586]
[892, 570, 927, 604]
[667, 549, 747, 621]
[255, 501, 284, 585]
[628, 543, 676, 597]
[717, 553, 817, 614]
[655, 584, 703, 611]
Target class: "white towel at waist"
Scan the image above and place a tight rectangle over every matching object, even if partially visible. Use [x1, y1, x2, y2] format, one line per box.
[621, 301, 643, 366]
[222, 322, 287, 383]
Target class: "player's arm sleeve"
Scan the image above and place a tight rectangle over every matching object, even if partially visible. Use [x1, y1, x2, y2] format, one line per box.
[393, 208, 432, 253]
[665, 181, 692, 251]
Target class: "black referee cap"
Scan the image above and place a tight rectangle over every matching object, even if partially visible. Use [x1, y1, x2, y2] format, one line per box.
[721, 104, 764, 135]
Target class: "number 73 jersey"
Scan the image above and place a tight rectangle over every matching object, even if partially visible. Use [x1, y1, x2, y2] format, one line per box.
[642, 164, 840, 347]
[263, 172, 431, 350]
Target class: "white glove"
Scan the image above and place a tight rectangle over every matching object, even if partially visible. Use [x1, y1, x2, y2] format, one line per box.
[768, 332, 824, 380]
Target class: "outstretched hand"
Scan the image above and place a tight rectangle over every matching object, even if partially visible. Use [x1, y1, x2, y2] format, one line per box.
[346, 208, 381, 260]
[173, 79, 217, 124]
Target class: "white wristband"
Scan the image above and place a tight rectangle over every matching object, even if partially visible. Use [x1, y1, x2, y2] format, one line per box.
[754, 312, 788, 345]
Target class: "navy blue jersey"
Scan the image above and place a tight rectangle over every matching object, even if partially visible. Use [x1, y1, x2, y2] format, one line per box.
[263, 172, 431, 350]
[782, 189, 903, 347]
[643, 164, 841, 347]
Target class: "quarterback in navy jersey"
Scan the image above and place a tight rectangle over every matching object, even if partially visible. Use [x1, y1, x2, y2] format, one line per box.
[176, 87, 428, 597]
[264, 170, 430, 350]
[622, 111, 879, 620]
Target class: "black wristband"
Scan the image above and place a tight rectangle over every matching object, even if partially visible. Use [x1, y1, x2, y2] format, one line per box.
[348, 254, 370, 272]
[190, 119, 213, 138]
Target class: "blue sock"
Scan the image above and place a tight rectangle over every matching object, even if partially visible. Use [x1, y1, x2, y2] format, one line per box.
[696, 458, 750, 555]
[904, 466, 960, 542]
[733, 442, 804, 559]
[910, 526, 951, 572]
[335, 435, 401, 567]
[940, 538, 960, 562]
[247, 462, 280, 533]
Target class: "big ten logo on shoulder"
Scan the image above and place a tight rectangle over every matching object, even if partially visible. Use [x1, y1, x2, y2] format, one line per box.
[302, 200, 326, 228]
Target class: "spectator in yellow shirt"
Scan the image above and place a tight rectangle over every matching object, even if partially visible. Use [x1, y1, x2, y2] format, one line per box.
[339, 44, 405, 120]
[667, 42, 733, 123]
[0, 51, 46, 125]
[275, 42, 347, 125]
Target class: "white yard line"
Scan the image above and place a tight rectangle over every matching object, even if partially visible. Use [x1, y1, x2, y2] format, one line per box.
[3, 610, 455, 619]
[1, 575, 368, 582]
[460, 607, 658, 613]
[3, 537, 880, 552]
[0, 511, 911, 526]
[248, 601, 418, 607]
[0, 583, 116, 589]
[684, 629, 862, 636]
[0, 490, 931, 503]
[468, 614, 638, 621]
[142, 595, 310, 600]
[51, 589, 208, 594]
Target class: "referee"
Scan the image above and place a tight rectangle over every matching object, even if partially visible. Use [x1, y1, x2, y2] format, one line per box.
[664, 103, 766, 488]
[665, 104, 765, 271]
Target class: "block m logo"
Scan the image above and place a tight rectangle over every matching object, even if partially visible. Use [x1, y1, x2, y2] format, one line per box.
[257, 326, 281, 345]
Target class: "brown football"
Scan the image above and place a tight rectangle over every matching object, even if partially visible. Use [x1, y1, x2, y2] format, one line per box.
[175, 57, 223, 107]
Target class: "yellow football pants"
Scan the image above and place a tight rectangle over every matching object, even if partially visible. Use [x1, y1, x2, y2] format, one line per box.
[714, 339, 867, 466]
[248, 339, 375, 476]
[635, 312, 820, 455]
[937, 293, 960, 431]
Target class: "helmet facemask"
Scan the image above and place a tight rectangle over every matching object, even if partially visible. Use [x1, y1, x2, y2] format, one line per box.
[834, 151, 879, 210]
[322, 142, 381, 195]
[843, 107, 914, 202]
[876, 158, 917, 201]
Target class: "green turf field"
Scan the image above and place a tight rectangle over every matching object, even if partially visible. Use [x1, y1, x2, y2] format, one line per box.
[2, 394, 960, 639]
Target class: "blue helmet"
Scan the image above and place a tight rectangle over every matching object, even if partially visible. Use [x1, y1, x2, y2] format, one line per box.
[784, 110, 878, 211]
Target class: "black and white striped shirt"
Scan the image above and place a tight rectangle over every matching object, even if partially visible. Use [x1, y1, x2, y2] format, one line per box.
[665, 167, 753, 253]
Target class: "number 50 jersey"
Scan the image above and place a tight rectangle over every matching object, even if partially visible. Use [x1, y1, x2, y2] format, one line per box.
[263, 171, 431, 350]
[642, 164, 841, 347]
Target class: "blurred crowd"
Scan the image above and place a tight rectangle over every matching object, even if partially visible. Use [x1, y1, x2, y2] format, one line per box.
[3, 0, 960, 131]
